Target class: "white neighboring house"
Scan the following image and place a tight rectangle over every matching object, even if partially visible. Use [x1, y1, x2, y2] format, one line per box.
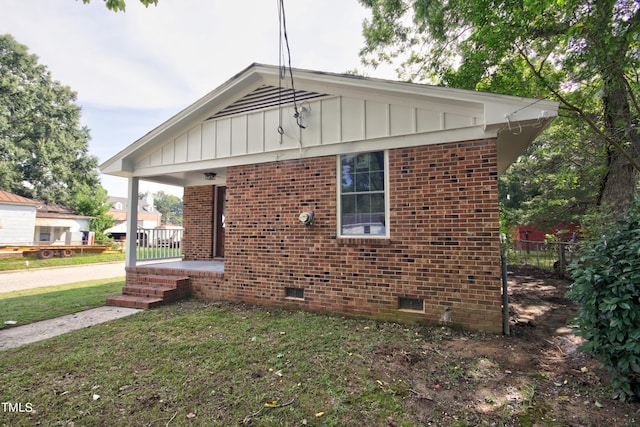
[0, 189, 92, 246]
[34, 204, 93, 245]
[0, 190, 38, 245]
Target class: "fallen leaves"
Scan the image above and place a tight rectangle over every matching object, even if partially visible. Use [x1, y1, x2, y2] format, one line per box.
[239, 398, 296, 424]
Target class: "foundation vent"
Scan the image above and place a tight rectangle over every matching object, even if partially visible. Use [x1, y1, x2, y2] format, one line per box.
[285, 287, 305, 300]
[398, 297, 424, 311]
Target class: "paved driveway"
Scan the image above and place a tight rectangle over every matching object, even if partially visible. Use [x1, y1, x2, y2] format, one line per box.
[0, 262, 126, 293]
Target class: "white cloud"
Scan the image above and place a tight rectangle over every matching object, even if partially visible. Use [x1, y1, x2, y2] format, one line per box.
[2, 0, 372, 109]
[1, 0, 381, 196]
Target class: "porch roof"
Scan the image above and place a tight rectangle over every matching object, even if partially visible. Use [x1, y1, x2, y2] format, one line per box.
[100, 63, 559, 187]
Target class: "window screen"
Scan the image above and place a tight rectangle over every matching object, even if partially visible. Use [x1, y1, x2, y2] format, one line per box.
[340, 151, 386, 236]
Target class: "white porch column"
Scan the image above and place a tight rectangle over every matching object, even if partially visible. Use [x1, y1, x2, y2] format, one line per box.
[125, 177, 139, 268]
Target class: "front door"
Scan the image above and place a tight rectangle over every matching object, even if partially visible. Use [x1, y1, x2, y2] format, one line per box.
[214, 186, 226, 258]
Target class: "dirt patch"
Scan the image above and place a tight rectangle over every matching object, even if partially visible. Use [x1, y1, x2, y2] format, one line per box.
[366, 266, 640, 426]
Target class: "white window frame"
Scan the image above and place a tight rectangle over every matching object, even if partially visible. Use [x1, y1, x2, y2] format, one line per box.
[337, 150, 390, 239]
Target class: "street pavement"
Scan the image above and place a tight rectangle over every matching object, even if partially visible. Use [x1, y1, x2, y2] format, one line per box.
[0, 262, 126, 293]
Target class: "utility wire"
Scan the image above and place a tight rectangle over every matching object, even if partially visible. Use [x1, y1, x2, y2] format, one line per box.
[278, 0, 305, 130]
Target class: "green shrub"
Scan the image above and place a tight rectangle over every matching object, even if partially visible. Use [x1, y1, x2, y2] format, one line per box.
[566, 203, 640, 401]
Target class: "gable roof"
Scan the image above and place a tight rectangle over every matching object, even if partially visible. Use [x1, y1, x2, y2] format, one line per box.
[101, 63, 559, 187]
[35, 204, 93, 220]
[0, 190, 39, 206]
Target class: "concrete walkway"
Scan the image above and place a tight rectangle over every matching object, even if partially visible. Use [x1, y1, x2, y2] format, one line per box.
[0, 260, 196, 351]
[0, 306, 141, 351]
[0, 262, 135, 351]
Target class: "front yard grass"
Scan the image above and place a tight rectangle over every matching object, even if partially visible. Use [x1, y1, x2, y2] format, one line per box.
[0, 253, 125, 271]
[1, 278, 639, 426]
[0, 279, 125, 329]
[0, 300, 457, 426]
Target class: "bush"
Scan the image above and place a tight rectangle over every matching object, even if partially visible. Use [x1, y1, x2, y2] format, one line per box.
[567, 203, 640, 400]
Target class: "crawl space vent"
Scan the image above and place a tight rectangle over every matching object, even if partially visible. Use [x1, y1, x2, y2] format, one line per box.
[398, 297, 424, 311]
[285, 287, 304, 299]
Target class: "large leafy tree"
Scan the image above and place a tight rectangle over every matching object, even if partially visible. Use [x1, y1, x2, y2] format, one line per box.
[72, 184, 116, 242]
[360, 0, 640, 213]
[499, 120, 605, 229]
[152, 191, 183, 226]
[0, 34, 101, 206]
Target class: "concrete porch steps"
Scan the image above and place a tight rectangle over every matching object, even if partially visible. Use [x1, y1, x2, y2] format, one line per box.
[106, 275, 191, 309]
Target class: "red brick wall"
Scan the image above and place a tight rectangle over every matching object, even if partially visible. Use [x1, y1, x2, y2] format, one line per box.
[205, 138, 503, 333]
[182, 185, 215, 261]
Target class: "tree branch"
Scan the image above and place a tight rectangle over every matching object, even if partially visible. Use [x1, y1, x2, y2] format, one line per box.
[516, 46, 640, 173]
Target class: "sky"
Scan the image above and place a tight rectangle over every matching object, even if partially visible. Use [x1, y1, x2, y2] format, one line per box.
[0, 0, 391, 198]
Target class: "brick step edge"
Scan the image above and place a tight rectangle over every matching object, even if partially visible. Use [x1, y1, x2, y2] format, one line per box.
[106, 295, 164, 309]
[133, 275, 191, 286]
[123, 285, 177, 298]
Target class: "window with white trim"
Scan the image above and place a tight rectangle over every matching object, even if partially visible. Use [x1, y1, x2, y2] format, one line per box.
[339, 151, 388, 237]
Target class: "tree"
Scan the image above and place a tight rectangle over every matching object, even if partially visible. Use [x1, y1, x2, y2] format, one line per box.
[72, 184, 116, 243]
[499, 113, 606, 229]
[0, 34, 102, 206]
[140, 191, 183, 226]
[359, 0, 640, 213]
[81, 0, 157, 12]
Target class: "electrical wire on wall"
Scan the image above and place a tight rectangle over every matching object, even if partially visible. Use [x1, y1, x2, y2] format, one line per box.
[277, 0, 305, 145]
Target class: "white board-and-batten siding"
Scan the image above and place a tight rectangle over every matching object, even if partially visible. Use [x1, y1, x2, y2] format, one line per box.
[0, 204, 37, 245]
[134, 95, 482, 169]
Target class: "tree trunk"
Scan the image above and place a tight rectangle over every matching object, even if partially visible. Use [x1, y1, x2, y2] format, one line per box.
[597, 61, 640, 213]
[598, 151, 640, 213]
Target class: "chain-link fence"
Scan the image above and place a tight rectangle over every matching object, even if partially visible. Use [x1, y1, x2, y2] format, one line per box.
[504, 238, 578, 277]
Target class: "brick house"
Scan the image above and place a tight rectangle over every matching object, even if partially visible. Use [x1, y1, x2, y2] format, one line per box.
[101, 64, 558, 333]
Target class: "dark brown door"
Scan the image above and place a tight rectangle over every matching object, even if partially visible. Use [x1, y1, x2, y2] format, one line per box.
[215, 186, 226, 258]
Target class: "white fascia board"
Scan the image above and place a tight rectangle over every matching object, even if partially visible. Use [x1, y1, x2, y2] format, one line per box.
[99, 158, 133, 176]
[276, 66, 559, 121]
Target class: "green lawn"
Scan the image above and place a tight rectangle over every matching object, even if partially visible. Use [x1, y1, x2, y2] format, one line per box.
[0, 279, 125, 329]
[1, 299, 636, 427]
[0, 252, 125, 271]
[0, 300, 445, 426]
